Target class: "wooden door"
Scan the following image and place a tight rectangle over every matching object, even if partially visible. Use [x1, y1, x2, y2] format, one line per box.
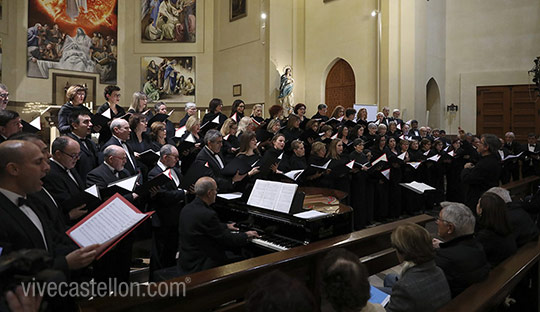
[325, 59, 355, 114]
[477, 85, 540, 142]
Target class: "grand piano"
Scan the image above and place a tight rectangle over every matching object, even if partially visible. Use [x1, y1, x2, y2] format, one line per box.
[214, 187, 353, 253]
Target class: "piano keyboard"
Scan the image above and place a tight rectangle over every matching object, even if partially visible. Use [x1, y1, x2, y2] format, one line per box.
[251, 235, 305, 252]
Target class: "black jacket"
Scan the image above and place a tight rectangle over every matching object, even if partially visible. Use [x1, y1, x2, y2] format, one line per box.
[100, 136, 139, 176]
[67, 133, 99, 182]
[42, 161, 85, 214]
[178, 197, 249, 274]
[147, 165, 185, 228]
[461, 153, 501, 210]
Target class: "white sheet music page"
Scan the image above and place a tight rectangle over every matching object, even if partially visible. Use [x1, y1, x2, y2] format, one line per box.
[248, 180, 298, 213]
[69, 196, 146, 247]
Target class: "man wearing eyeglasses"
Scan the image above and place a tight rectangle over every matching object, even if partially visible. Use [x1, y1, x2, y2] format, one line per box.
[42, 136, 87, 225]
[0, 83, 9, 110]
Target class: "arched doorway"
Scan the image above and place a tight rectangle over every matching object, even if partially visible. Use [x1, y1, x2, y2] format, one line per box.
[426, 78, 441, 128]
[325, 59, 355, 114]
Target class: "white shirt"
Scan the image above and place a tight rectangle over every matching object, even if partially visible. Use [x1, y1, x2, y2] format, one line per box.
[51, 158, 80, 187]
[0, 188, 48, 251]
[158, 160, 180, 188]
[113, 135, 136, 171]
[205, 146, 224, 169]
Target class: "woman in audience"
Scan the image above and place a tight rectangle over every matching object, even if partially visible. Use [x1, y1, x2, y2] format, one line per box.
[293, 103, 310, 130]
[220, 118, 240, 163]
[231, 99, 245, 120]
[201, 98, 228, 132]
[320, 248, 385, 312]
[383, 223, 451, 311]
[128, 92, 151, 120]
[178, 102, 197, 127]
[476, 192, 517, 266]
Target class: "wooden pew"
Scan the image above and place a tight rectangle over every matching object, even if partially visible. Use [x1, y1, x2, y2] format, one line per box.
[502, 175, 540, 200]
[439, 238, 540, 312]
[79, 214, 434, 312]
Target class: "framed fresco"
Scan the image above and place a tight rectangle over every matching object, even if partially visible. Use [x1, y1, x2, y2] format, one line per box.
[52, 73, 96, 109]
[141, 56, 195, 103]
[141, 0, 196, 43]
[27, 0, 118, 84]
[230, 0, 247, 22]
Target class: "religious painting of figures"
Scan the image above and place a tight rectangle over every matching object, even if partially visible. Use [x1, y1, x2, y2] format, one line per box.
[141, 56, 195, 103]
[230, 0, 246, 22]
[27, 0, 118, 84]
[141, 0, 196, 43]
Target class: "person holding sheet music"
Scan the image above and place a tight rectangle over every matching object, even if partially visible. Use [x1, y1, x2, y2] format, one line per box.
[521, 133, 540, 178]
[178, 177, 260, 274]
[256, 118, 281, 152]
[220, 118, 240, 163]
[235, 131, 261, 168]
[128, 92, 152, 121]
[149, 121, 174, 152]
[355, 107, 369, 129]
[230, 99, 245, 120]
[444, 139, 466, 203]
[306, 141, 331, 187]
[153, 102, 175, 141]
[178, 116, 203, 174]
[266, 105, 285, 128]
[337, 125, 352, 152]
[363, 123, 378, 150]
[326, 139, 353, 194]
[57, 84, 93, 135]
[178, 102, 197, 128]
[318, 125, 334, 146]
[282, 114, 303, 154]
[349, 139, 374, 228]
[42, 136, 88, 225]
[250, 103, 265, 125]
[127, 113, 154, 180]
[67, 112, 99, 182]
[100, 118, 139, 176]
[201, 98, 228, 134]
[236, 116, 255, 139]
[96, 85, 125, 145]
[370, 135, 391, 221]
[0, 140, 100, 298]
[148, 144, 186, 280]
[387, 120, 401, 139]
[503, 132, 522, 182]
[311, 103, 329, 122]
[256, 133, 286, 180]
[279, 140, 307, 173]
[293, 103, 310, 130]
[330, 105, 345, 120]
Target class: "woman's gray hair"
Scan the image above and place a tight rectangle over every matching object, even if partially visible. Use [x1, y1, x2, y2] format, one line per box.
[486, 187, 512, 204]
[367, 123, 378, 130]
[185, 102, 196, 110]
[440, 202, 476, 236]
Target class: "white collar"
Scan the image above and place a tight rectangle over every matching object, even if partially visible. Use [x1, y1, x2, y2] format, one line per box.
[0, 187, 25, 206]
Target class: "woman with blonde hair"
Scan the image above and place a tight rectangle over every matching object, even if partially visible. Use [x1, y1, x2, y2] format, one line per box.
[330, 105, 345, 119]
[220, 118, 240, 162]
[383, 223, 451, 311]
[128, 91, 152, 122]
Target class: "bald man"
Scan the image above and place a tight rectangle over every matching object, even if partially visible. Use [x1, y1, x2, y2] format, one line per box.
[178, 177, 259, 274]
[0, 140, 98, 276]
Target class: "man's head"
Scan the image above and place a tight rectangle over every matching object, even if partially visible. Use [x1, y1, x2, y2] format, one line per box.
[317, 104, 328, 116]
[0, 84, 9, 110]
[51, 136, 80, 170]
[160, 144, 179, 168]
[104, 85, 121, 105]
[103, 145, 126, 171]
[419, 127, 427, 137]
[0, 110, 22, 138]
[477, 134, 500, 156]
[504, 132, 515, 144]
[0, 140, 49, 195]
[204, 129, 223, 154]
[194, 177, 218, 205]
[110, 118, 131, 141]
[8, 133, 51, 173]
[528, 133, 537, 145]
[411, 120, 418, 129]
[437, 202, 476, 241]
[154, 102, 167, 115]
[344, 108, 356, 121]
[70, 112, 93, 137]
[392, 109, 400, 119]
[382, 107, 390, 117]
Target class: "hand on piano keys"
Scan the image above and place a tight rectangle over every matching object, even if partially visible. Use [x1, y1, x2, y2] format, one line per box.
[246, 231, 260, 238]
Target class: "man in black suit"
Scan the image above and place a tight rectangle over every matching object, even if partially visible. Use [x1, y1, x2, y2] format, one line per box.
[68, 112, 99, 182]
[191, 129, 246, 192]
[0, 140, 98, 275]
[100, 118, 138, 176]
[42, 136, 88, 225]
[154, 102, 175, 141]
[522, 133, 540, 178]
[388, 109, 404, 127]
[0, 110, 23, 143]
[178, 177, 259, 274]
[148, 144, 185, 279]
[311, 103, 329, 122]
[86, 145, 137, 284]
[504, 131, 522, 182]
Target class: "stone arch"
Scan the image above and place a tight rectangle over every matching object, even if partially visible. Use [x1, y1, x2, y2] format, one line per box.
[426, 77, 441, 128]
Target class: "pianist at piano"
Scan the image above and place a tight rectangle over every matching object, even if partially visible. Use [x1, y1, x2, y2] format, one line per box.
[178, 176, 260, 274]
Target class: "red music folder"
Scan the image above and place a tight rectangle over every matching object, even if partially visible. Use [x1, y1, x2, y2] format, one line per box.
[66, 193, 154, 260]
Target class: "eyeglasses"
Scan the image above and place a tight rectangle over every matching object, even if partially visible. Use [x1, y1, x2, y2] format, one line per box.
[60, 150, 81, 159]
[0, 93, 9, 99]
[436, 217, 452, 225]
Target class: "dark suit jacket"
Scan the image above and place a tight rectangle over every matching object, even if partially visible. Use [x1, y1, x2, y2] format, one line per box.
[178, 197, 249, 274]
[96, 102, 126, 145]
[385, 260, 451, 311]
[57, 102, 92, 134]
[67, 133, 99, 182]
[148, 165, 185, 228]
[461, 153, 501, 210]
[195, 147, 234, 192]
[28, 188, 67, 234]
[42, 161, 85, 214]
[86, 163, 135, 203]
[0, 193, 70, 274]
[100, 136, 138, 176]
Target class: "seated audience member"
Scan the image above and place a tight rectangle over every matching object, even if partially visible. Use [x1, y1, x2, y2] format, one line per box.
[383, 224, 451, 311]
[245, 270, 317, 312]
[67, 112, 99, 182]
[320, 248, 384, 312]
[100, 118, 139, 176]
[486, 187, 539, 247]
[177, 177, 259, 274]
[460, 134, 502, 211]
[433, 202, 490, 297]
[148, 144, 185, 280]
[42, 136, 87, 224]
[0, 110, 23, 142]
[0, 140, 98, 277]
[475, 192, 517, 266]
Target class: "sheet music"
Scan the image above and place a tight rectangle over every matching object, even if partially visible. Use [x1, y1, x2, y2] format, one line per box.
[69, 197, 146, 247]
[400, 181, 436, 194]
[217, 192, 243, 200]
[294, 210, 329, 219]
[247, 180, 298, 213]
[108, 175, 138, 191]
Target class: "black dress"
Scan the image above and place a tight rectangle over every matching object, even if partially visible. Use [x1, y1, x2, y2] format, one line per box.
[96, 102, 126, 145]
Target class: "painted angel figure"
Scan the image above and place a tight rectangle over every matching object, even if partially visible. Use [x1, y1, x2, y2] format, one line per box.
[278, 67, 294, 114]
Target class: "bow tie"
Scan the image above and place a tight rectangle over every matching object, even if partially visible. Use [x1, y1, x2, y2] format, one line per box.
[18, 197, 31, 207]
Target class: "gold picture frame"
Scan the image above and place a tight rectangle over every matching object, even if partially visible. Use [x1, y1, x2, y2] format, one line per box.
[52, 73, 97, 109]
[233, 84, 242, 96]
